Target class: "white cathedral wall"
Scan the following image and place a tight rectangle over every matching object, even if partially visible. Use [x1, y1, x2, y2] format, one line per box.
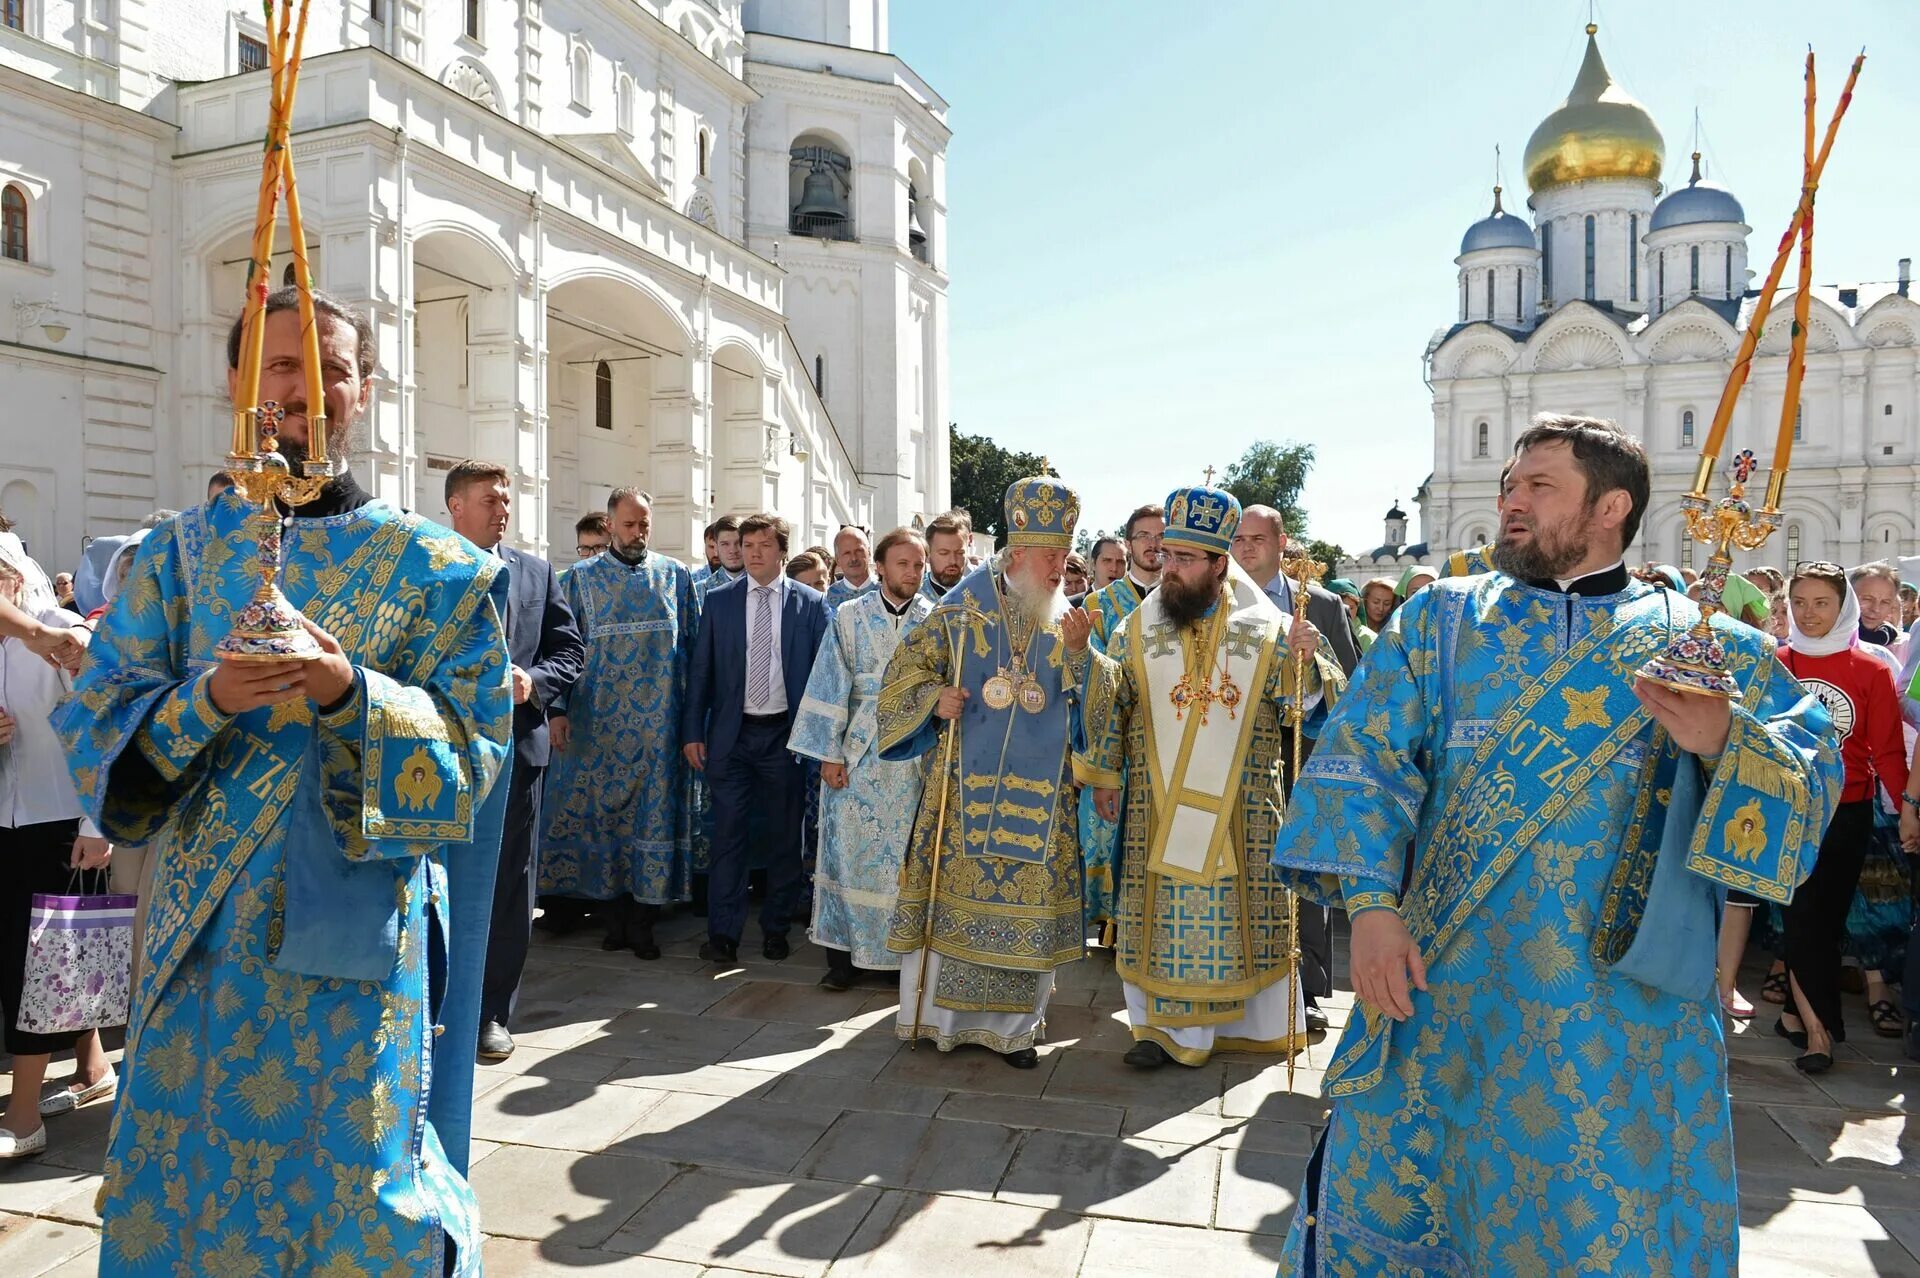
[0, 67, 175, 570]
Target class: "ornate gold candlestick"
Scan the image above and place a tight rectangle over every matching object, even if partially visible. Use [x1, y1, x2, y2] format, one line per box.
[1636, 451, 1782, 698]
[214, 401, 338, 663]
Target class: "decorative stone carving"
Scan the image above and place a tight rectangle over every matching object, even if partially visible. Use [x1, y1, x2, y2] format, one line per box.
[442, 58, 500, 112]
[1650, 324, 1729, 364]
[1534, 326, 1624, 372]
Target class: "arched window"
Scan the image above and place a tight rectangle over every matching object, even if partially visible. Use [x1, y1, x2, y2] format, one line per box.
[1886, 403, 1895, 416]
[1689, 246, 1700, 295]
[1514, 269, 1522, 318]
[1658, 252, 1666, 306]
[282, 262, 296, 287]
[813, 354, 826, 402]
[1, 185, 26, 262]
[1681, 410, 1694, 447]
[1793, 402, 1804, 442]
[2, 0, 21, 31]
[1724, 245, 1733, 297]
[1786, 522, 1802, 570]
[463, 0, 480, 41]
[570, 43, 591, 108]
[1680, 536, 1694, 570]
[1628, 214, 1639, 300]
[1484, 270, 1493, 319]
[1475, 421, 1489, 458]
[1459, 277, 1468, 322]
[1541, 227, 1552, 304]
[594, 360, 612, 430]
[616, 74, 634, 136]
[697, 130, 709, 177]
[1583, 215, 1595, 300]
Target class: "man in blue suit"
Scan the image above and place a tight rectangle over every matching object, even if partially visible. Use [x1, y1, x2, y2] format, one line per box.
[445, 461, 586, 1061]
[683, 512, 830, 962]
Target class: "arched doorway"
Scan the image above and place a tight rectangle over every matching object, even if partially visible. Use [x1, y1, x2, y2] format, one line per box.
[410, 229, 518, 521]
[543, 274, 693, 562]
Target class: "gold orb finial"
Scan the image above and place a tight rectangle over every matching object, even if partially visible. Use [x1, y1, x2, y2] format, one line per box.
[1586, 21, 1598, 35]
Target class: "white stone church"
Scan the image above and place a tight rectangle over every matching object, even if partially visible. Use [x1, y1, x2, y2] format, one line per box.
[0, 0, 949, 569]
[1352, 23, 1920, 579]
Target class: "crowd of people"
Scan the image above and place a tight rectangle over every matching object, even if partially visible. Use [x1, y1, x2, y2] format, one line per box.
[0, 289, 1910, 1276]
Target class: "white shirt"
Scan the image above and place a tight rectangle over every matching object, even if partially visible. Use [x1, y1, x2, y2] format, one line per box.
[743, 575, 789, 715]
[0, 606, 101, 835]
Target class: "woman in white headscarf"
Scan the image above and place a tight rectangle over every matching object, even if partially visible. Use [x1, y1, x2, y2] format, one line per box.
[0, 536, 116, 1158]
[1773, 563, 1913, 1074]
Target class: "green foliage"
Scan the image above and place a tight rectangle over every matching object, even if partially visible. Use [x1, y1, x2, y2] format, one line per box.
[1302, 539, 1346, 575]
[948, 427, 1049, 538]
[1219, 440, 1314, 534]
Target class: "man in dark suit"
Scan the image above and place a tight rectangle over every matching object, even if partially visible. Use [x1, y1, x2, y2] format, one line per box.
[445, 461, 586, 1062]
[1230, 503, 1359, 1035]
[683, 513, 830, 963]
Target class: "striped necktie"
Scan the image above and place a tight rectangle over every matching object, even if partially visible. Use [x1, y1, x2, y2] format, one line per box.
[747, 585, 773, 708]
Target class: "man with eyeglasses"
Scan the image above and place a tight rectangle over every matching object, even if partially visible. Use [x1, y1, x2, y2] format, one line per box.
[567, 512, 611, 581]
[1077, 502, 1164, 943]
[1083, 484, 1341, 1070]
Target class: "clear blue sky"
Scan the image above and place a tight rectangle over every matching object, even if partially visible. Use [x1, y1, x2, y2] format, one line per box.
[889, 0, 1920, 554]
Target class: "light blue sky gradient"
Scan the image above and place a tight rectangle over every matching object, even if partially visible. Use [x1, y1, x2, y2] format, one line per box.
[889, 1, 1920, 554]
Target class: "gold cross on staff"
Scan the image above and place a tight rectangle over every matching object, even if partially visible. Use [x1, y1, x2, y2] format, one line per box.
[1202, 465, 1218, 486]
[1280, 542, 1327, 591]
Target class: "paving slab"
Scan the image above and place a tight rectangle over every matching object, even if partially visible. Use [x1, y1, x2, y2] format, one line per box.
[1081, 1217, 1281, 1277]
[1739, 1198, 1920, 1277]
[936, 1091, 1125, 1137]
[832, 1189, 1093, 1278]
[874, 1040, 1062, 1097]
[1767, 1104, 1917, 1173]
[793, 1110, 1021, 1198]
[0, 1212, 98, 1277]
[472, 1144, 677, 1248]
[1214, 1148, 1307, 1235]
[603, 1167, 880, 1278]
[481, 1236, 704, 1276]
[1042, 1046, 1224, 1115]
[997, 1131, 1221, 1228]
[761, 1071, 947, 1117]
[607, 1092, 843, 1174]
[571, 1008, 766, 1064]
[469, 1074, 670, 1153]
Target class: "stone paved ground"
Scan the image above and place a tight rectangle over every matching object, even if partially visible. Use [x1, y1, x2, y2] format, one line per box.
[2, 914, 1917, 1276]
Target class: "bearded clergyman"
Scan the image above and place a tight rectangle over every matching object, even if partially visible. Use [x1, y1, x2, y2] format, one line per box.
[876, 477, 1103, 1068]
[1083, 484, 1343, 1068]
[1270, 415, 1842, 1276]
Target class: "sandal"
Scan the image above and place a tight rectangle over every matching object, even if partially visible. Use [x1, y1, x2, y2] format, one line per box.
[1869, 1000, 1905, 1039]
[1760, 970, 1789, 1005]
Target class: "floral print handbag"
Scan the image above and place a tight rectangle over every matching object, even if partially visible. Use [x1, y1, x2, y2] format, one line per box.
[18, 872, 137, 1034]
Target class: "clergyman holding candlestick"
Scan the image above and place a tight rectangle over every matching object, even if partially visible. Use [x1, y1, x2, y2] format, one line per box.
[57, 283, 515, 1276]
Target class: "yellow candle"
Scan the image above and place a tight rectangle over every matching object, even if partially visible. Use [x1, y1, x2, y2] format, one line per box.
[229, 15, 291, 453]
[1774, 58, 1819, 474]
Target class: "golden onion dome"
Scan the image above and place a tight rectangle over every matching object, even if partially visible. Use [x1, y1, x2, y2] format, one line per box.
[1524, 25, 1665, 194]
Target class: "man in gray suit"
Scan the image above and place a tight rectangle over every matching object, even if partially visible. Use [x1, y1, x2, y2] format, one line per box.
[1231, 504, 1359, 1033]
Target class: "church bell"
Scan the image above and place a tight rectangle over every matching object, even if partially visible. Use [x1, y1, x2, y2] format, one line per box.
[907, 188, 928, 250]
[794, 162, 846, 223]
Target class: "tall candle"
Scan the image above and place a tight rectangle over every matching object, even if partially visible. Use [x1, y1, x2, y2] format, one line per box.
[229, 17, 291, 454]
[1773, 60, 1819, 474]
[1694, 50, 1864, 471]
[277, 1, 325, 463]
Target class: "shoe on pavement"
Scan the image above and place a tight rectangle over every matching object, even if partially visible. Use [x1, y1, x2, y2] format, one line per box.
[820, 967, 854, 992]
[1001, 1047, 1040, 1070]
[39, 1069, 117, 1117]
[699, 938, 740, 964]
[1123, 1039, 1173, 1070]
[0, 1126, 47, 1160]
[477, 1021, 515, 1062]
[763, 934, 791, 962]
[1304, 1005, 1331, 1034]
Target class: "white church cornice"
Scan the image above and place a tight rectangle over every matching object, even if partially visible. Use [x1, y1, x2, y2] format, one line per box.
[1520, 302, 1637, 374]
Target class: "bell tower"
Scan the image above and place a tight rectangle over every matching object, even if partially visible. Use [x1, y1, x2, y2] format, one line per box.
[741, 0, 952, 526]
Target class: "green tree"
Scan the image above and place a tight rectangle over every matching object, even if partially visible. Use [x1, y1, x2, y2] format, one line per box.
[1302, 538, 1346, 576]
[1220, 441, 1314, 534]
[948, 427, 1049, 539]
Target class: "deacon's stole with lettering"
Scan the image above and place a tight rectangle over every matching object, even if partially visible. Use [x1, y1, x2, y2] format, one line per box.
[1272, 572, 1842, 1098]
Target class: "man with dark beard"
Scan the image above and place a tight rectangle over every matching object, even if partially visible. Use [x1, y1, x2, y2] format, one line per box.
[1269, 415, 1842, 1276]
[920, 510, 971, 601]
[540, 488, 697, 959]
[1084, 485, 1343, 1068]
[878, 478, 1099, 1068]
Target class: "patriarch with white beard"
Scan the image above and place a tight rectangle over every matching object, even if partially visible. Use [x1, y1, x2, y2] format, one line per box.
[874, 477, 1108, 1069]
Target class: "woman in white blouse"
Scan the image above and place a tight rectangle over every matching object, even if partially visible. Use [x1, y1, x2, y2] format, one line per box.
[0, 538, 114, 1159]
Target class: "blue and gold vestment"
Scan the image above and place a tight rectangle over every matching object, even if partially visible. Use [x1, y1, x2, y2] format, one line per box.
[57, 493, 512, 1277]
[1271, 572, 1842, 1277]
[1077, 575, 1148, 936]
[877, 565, 1104, 1022]
[788, 589, 934, 968]
[541, 550, 697, 903]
